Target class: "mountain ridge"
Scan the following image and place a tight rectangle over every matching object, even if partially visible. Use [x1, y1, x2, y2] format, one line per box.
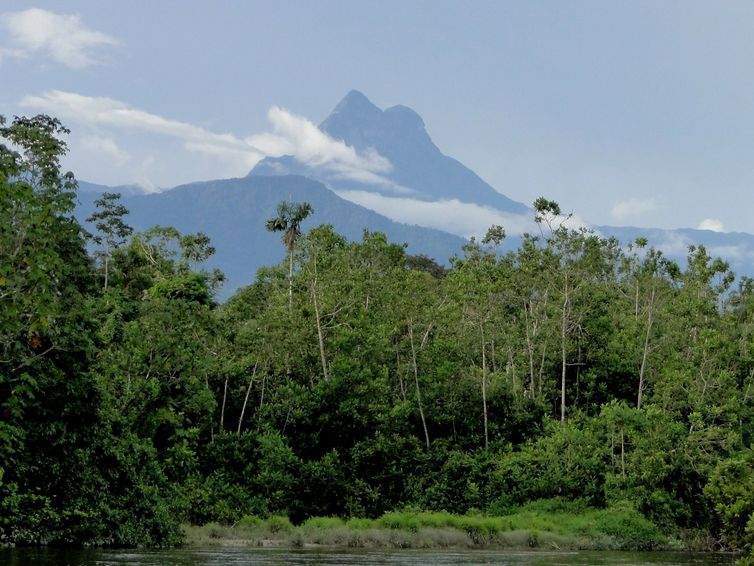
[76, 175, 467, 299]
[251, 90, 529, 213]
[77, 90, 754, 294]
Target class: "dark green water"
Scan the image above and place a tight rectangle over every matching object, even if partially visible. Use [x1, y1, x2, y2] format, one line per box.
[0, 548, 736, 565]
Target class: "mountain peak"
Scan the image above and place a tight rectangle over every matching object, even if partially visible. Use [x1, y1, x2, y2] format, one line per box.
[254, 90, 529, 214]
[329, 89, 381, 120]
[384, 104, 425, 130]
[320, 90, 432, 153]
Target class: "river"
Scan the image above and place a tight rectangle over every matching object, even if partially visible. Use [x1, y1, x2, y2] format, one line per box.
[0, 548, 737, 565]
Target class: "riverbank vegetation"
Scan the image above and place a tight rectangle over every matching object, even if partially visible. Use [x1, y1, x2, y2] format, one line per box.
[183, 503, 672, 551]
[2, 115, 754, 559]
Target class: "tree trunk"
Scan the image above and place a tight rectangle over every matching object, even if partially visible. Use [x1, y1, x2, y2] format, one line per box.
[524, 303, 536, 394]
[538, 342, 548, 398]
[288, 248, 294, 315]
[525, 291, 549, 398]
[560, 273, 569, 424]
[220, 375, 229, 432]
[481, 323, 489, 448]
[104, 251, 110, 290]
[396, 349, 406, 400]
[409, 320, 430, 448]
[237, 363, 258, 435]
[637, 282, 655, 409]
[312, 274, 328, 381]
[508, 346, 517, 392]
[259, 372, 266, 410]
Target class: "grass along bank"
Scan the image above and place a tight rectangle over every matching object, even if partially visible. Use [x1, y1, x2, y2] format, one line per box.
[183, 503, 683, 551]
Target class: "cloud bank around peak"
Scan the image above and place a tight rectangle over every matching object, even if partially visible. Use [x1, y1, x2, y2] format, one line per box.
[19, 90, 395, 190]
[335, 190, 594, 240]
[247, 106, 395, 186]
[0, 9, 118, 68]
[697, 218, 725, 232]
[251, 106, 390, 172]
[610, 197, 657, 223]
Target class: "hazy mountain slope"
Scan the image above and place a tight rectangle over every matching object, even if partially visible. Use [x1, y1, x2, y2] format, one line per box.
[76, 175, 466, 299]
[78, 89, 754, 287]
[599, 225, 754, 279]
[78, 180, 152, 197]
[251, 90, 528, 213]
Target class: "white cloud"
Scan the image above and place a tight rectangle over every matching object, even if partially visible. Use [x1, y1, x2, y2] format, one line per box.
[0, 45, 24, 63]
[697, 218, 724, 232]
[19, 90, 397, 190]
[0, 9, 118, 68]
[21, 90, 243, 148]
[336, 190, 539, 239]
[134, 155, 159, 194]
[707, 245, 745, 260]
[80, 135, 130, 166]
[20, 90, 266, 179]
[247, 106, 396, 187]
[654, 232, 693, 257]
[610, 197, 657, 222]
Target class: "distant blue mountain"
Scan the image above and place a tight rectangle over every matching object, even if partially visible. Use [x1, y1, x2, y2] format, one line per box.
[77, 90, 754, 294]
[598, 225, 754, 280]
[251, 90, 754, 278]
[251, 90, 529, 214]
[76, 175, 466, 299]
[78, 180, 151, 197]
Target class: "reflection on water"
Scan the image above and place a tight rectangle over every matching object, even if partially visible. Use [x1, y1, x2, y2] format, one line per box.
[0, 548, 736, 565]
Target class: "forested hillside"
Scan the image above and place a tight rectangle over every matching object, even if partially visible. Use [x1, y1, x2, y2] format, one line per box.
[75, 175, 468, 299]
[3, 116, 754, 554]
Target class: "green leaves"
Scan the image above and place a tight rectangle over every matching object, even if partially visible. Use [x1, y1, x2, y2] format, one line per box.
[705, 450, 754, 549]
[5, 118, 754, 550]
[265, 200, 314, 253]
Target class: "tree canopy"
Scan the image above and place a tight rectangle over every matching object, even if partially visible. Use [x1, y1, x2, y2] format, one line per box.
[3, 115, 754, 554]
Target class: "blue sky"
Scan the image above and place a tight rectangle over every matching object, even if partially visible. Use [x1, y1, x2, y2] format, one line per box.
[2, 1, 753, 233]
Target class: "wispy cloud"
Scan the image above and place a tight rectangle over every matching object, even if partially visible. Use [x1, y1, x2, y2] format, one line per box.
[337, 190, 544, 239]
[19, 90, 395, 189]
[248, 106, 391, 180]
[610, 197, 657, 222]
[697, 218, 724, 232]
[80, 135, 130, 166]
[20, 90, 262, 177]
[247, 106, 407, 191]
[654, 232, 693, 257]
[707, 245, 746, 261]
[0, 9, 118, 68]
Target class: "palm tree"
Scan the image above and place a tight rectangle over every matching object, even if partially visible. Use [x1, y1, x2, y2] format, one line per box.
[265, 200, 313, 312]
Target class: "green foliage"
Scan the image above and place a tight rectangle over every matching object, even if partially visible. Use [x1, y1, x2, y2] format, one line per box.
[265, 201, 314, 252]
[705, 450, 754, 550]
[147, 272, 213, 305]
[253, 506, 668, 550]
[492, 419, 609, 506]
[590, 502, 666, 550]
[86, 191, 133, 290]
[412, 448, 493, 514]
[4, 119, 754, 553]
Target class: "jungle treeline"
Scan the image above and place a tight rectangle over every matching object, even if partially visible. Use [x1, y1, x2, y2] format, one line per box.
[3, 115, 754, 552]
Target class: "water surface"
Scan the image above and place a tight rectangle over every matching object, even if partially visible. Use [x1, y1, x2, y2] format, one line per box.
[0, 548, 736, 565]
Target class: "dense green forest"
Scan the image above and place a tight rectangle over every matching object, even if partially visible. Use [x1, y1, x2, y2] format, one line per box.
[3, 115, 754, 554]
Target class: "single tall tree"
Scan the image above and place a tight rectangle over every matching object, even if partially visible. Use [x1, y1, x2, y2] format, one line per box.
[86, 191, 133, 289]
[265, 200, 313, 312]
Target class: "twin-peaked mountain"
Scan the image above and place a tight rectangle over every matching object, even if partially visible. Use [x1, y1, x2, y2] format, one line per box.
[77, 90, 754, 298]
[252, 90, 527, 214]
